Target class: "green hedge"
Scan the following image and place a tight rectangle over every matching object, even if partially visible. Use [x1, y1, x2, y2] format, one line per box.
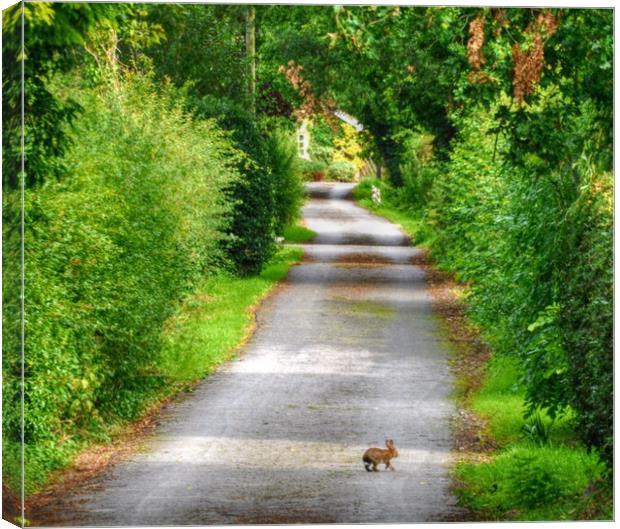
[2, 75, 239, 488]
[369, 105, 612, 466]
[190, 98, 304, 275]
[427, 107, 613, 464]
[190, 96, 275, 275]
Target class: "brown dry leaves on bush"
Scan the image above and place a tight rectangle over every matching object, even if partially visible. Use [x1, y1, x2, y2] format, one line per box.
[467, 15, 493, 85]
[512, 11, 559, 103]
[467, 10, 559, 97]
[278, 60, 336, 123]
[467, 15, 486, 70]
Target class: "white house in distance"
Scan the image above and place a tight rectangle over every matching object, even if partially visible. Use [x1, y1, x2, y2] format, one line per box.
[298, 119, 310, 160]
[297, 110, 364, 159]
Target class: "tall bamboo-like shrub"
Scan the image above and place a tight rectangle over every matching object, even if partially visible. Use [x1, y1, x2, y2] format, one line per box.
[266, 126, 304, 234]
[2, 75, 240, 488]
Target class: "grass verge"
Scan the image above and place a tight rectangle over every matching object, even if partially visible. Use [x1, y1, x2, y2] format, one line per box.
[159, 245, 303, 381]
[282, 223, 316, 244]
[16, 245, 303, 525]
[456, 355, 610, 521]
[352, 180, 612, 522]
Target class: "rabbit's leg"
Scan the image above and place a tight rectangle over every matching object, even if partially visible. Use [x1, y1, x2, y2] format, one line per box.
[372, 462, 379, 472]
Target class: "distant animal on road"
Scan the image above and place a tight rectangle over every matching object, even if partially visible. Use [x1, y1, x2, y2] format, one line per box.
[363, 439, 399, 472]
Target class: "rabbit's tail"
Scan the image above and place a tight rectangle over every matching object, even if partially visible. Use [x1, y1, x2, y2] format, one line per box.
[363, 454, 372, 472]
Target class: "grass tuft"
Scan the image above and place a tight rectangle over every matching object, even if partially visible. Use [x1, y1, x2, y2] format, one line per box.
[282, 223, 316, 244]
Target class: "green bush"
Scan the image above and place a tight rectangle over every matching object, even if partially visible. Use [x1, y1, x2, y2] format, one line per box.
[190, 96, 279, 275]
[326, 160, 356, 181]
[265, 126, 304, 234]
[456, 445, 606, 520]
[373, 103, 612, 466]
[2, 74, 239, 490]
[557, 175, 612, 463]
[2, 192, 22, 448]
[300, 158, 327, 181]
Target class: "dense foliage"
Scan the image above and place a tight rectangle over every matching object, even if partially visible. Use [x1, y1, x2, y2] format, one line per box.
[2, 3, 133, 188]
[267, 126, 305, 234]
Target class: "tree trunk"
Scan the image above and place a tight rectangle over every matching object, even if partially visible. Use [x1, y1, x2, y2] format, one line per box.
[245, 6, 256, 115]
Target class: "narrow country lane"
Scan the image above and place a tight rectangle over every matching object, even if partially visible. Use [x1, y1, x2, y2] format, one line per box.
[40, 182, 465, 525]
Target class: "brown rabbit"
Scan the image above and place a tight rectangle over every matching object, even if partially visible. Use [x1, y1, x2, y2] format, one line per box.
[363, 439, 399, 472]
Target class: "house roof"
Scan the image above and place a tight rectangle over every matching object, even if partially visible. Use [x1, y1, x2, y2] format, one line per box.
[333, 109, 364, 132]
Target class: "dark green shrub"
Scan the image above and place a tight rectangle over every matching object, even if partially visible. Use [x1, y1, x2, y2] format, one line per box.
[224, 166, 277, 276]
[265, 126, 304, 234]
[326, 160, 356, 181]
[557, 176, 612, 464]
[191, 95, 277, 275]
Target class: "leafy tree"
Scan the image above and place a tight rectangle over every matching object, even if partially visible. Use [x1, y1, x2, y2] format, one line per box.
[2, 2, 130, 189]
[146, 4, 248, 103]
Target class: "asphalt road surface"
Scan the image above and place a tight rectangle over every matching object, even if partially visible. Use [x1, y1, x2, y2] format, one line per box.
[42, 182, 464, 525]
